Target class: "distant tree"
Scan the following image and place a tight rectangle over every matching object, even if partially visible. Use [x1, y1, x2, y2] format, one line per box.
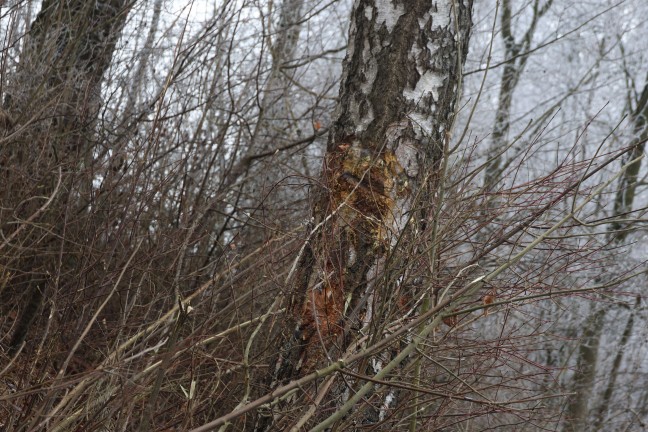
[566, 76, 648, 432]
[2, 0, 131, 354]
[483, 0, 553, 188]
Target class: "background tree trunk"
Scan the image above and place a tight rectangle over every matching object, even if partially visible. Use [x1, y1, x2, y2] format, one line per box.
[565, 76, 648, 432]
[2, 0, 130, 354]
[483, 0, 553, 187]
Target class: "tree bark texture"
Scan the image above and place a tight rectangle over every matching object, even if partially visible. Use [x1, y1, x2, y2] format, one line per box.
[273, 0, 473, 383]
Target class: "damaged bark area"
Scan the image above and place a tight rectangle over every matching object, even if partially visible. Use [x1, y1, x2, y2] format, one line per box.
[297, 141, 408, 371]
[273, 0, 473, 383]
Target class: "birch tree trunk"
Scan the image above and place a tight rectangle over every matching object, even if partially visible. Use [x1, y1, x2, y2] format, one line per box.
[266, 0, 474, 420]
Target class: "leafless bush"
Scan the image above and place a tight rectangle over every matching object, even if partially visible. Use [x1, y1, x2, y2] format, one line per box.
[0, 1, 647, 431]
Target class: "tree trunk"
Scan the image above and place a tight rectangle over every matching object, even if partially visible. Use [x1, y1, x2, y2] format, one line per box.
[5, 0, 129, 155]
[610, 75, 648, 240]
[265, 0, 473, 426]
[593, 296, 640, 430]
[484, 0, 553, 187]
[564, 308, 605, 432]
[565, 76, 648, 431]
[2, 0, 130, 354]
